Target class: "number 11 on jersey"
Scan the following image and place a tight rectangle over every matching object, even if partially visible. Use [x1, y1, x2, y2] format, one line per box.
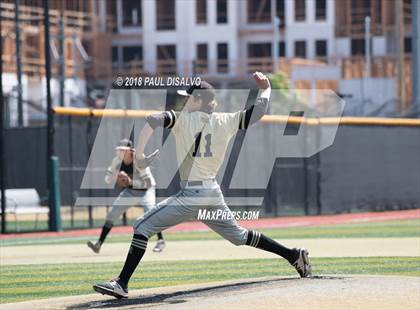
[192, 132, 213, 157]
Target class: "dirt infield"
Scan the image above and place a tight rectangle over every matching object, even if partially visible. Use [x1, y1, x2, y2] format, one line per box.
[3, 275, 419, 310]
[1, 238, 419, 265]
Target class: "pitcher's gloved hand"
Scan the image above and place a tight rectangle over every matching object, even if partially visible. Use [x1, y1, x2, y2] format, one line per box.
[116, 171, 131, 187]
[134, 149, 160, 170]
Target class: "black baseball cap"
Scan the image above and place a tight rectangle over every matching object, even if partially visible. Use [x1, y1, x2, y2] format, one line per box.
[177, 81, 215, 103]
[115, 138, 134, 151]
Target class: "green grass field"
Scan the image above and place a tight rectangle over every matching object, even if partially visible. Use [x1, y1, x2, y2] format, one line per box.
[1, 219, 419, 304]
[1, 257, 419, 304]
[1, 218, 123, 233]
[1, 219, 419, 247]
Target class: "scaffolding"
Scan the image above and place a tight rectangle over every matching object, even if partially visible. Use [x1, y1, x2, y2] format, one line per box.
[0, 1, 114, 81]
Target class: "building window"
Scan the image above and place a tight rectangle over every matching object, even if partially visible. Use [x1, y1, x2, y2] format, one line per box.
[404, 37, 411, 53]
[195, 44, 208, 74]
[248, 43, 272, 58]
[25, 34, 40, 59]
[157, 45, 176, 75]
[247, 0, 285, 26]
[247, 0, 270, 23]
[351, 0, 371, 27]
[351, 39, 365, 55]
[279, 41, 286, 57]
[217, 0, 228, 24]
[351, 0, 371, 11]
[196, 0, 207, 24]
[122, 0, 142, 26]
[315, 40, 327, 57]
[107, 0, 118, 32]
[277, 0, 285, 27]
[248, 43, 272, 73]
[112, 46, 119, 68]
[315, 0, 326, 21]
[294, 41, 306, 58]
[156, 0, 175, 30]
[295, 0, 306, 21]
[217, 43, 228, 73]
[122, 46, 143, 62]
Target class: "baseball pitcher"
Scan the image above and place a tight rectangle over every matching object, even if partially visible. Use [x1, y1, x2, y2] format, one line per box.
[93, 72, 311, 298]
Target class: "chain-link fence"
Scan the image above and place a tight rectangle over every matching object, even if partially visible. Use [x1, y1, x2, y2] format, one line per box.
[2, 110, 419, 233]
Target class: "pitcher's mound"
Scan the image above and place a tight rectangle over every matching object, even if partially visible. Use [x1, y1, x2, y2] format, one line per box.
[3, 275, 420, 310]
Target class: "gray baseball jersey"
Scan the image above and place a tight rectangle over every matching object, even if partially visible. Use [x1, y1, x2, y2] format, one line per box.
[134, 97, 269, 243]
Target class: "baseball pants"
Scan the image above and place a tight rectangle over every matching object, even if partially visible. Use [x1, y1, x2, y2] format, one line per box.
[106, 187, 156, 223]
[133, 180, 248, 245]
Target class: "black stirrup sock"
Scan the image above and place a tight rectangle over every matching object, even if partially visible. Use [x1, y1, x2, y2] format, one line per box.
[98, 221, 113, 245]
[246, 230, 298, 263]
[118, 234, 148, 286]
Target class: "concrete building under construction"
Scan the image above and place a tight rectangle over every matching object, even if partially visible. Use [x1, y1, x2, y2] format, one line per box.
[0, 0, 417, 125]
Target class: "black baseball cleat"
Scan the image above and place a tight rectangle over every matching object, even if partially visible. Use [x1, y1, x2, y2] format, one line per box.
[93, 279, 128, 299]
[291, 248, 312, 278]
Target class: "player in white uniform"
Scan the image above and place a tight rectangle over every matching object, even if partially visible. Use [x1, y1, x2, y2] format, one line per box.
[87, 139, 166, 254]
[93, 72, 311, 299]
